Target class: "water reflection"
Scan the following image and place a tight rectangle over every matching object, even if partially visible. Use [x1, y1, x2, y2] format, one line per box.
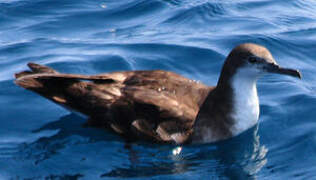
[18, 113, 121, 165]
[210, 125, 268, 179]
[102, 125, 268, 179]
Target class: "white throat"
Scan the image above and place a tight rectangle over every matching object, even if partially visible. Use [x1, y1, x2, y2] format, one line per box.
[230, 68, 260, 136]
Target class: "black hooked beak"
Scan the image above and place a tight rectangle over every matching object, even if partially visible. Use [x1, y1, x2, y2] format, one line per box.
[264, 63, 302, 79]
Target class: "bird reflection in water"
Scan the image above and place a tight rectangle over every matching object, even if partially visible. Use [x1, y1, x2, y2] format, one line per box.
[104, 125, 268, 179]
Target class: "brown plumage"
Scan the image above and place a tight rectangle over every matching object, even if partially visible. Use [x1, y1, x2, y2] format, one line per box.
[15, 62, 213, 144]
[15, 43, 301, 144]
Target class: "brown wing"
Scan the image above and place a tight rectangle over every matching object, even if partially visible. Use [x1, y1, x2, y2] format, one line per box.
[15, 63, 213, 144]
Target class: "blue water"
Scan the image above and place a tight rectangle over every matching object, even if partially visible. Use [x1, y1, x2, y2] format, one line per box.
[0, 0, 316, 179]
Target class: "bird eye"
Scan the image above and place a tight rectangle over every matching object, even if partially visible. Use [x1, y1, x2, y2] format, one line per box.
[248, 56, 258, 63]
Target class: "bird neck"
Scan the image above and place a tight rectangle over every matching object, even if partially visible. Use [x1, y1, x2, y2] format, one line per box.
[193, 69, 260, 143]
[229, 70, 260, 136]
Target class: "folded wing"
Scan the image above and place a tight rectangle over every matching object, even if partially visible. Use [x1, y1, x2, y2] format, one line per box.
[15, 63, 213, 144]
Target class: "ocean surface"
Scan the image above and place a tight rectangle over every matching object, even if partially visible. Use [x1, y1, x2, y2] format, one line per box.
[0, 0, 316, 179]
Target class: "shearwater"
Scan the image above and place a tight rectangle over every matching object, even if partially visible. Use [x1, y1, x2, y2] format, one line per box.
[15, 43, 301, 144]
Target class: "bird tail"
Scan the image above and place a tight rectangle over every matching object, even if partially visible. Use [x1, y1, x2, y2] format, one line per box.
[14, 62, 78, 110]
[15, 62, 116, 90]
[15, 62, 59, 89]
[14, 62, 117, 116]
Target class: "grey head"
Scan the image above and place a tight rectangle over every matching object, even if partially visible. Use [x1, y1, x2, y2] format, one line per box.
[217, 43, 301, 87]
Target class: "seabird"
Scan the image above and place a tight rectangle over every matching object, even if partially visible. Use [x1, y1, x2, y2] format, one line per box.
[15, 43, 301, 144]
